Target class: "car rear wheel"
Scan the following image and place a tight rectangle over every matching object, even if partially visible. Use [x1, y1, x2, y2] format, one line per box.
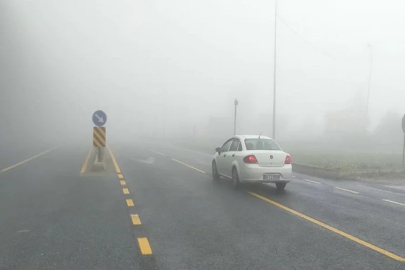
[276, 183, 286, 190]
[232, 168, 240, 189]
[212, 161, 220, 180]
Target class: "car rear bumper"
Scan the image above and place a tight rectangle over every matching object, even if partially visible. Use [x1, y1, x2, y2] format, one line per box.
[241, 179, 290, 184]
[239, 164, 292, 183]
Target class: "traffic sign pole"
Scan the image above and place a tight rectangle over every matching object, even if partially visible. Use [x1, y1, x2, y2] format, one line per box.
[91, 110, 107, 171]
[98, 148, 103, 162]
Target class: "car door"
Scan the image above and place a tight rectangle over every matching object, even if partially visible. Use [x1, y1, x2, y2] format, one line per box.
[225, 139, 241, 176]
[217, 139, 233, 176]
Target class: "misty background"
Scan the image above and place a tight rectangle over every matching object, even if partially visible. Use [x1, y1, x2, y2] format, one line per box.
[1, 0, 405, 151]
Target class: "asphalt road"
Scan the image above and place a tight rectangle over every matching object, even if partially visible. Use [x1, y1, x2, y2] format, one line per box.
[1, 141, 405, 270]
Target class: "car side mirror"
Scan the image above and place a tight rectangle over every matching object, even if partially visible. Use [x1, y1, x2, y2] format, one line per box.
[215, 147, 221, 154]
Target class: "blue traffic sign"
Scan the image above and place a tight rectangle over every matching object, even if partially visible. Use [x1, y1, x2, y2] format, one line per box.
[92, 110, 107, 126]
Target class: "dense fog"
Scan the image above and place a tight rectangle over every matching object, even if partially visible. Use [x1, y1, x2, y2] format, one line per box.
[1, 0, 405, 149]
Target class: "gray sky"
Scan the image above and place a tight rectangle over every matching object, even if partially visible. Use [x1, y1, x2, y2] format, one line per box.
[1, 0, 405, 140]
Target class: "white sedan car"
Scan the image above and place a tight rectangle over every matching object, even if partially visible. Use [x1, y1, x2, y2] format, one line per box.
[212, 135, 292, 190]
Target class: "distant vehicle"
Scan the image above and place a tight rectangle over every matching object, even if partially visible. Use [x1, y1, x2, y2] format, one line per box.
[212, 135, 292, 190]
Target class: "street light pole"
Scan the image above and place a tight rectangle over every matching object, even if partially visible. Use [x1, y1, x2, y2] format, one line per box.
[234, 99, 239, 135]
[365, 44, 373, 130]
[272, 0, 277, 139]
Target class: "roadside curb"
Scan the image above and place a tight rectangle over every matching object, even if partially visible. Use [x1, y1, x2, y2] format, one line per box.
[293, 163, 405, 180]
[293, 163, 341, 179]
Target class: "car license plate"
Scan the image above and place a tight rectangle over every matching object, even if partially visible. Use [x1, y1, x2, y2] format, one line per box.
[263, 174, 280, 180]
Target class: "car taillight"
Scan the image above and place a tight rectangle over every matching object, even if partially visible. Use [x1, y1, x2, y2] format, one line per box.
[285, 155, 291, 164]
[243, 155, 258, 164]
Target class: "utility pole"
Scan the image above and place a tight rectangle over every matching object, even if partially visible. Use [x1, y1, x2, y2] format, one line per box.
[272, 0, 277, 139]
[365, 43, 373, 130]
[234, 99, 239, 135]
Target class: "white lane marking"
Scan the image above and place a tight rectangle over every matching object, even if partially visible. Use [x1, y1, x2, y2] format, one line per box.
[170, 145, 212, 158]
[383, 199, 405, 207]
[305, 179, 321, 184]
[384, 185, 405, 191]
[1, 147, 58, 173]
[362, 186, 405, 197]
[335, 187, 359, 194]
[150, 149, 165, 156]
[171, 158, 206, 174]
[292, 175, 296, 178]
[131, 157, 155, 164]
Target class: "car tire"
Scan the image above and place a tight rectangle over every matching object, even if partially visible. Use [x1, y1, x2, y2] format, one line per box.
[212, 161, 220, 181]
[232, 168, 240, 190]
[276, 183, 286, 190]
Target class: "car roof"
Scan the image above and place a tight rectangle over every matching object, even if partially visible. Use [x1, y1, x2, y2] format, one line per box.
[235, 135, 273, 140]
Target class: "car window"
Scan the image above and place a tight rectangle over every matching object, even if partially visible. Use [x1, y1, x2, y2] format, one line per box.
[229, 139, 240, 151]
[237, 142, 243, 151]
[221, 140, 233, 152]
[244, 139, 281, 150]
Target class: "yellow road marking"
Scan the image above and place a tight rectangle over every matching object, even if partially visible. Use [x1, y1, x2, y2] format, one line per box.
[120, 180, 126, 186]
[383, 199, 405, 207]
[118, 174, 124, 179]
[107, 146, 121, 174]
[150, 149, 165, 156]
[1, 147, 58, 173]
[138, 238, 152, 255]
[126, 199, 134, 207]
[171, 158, 206, 174]
[123, 188, 129, 194]
[131, 214, 142, 225]
[335, 187, 359, 194]
[305, 179, 321, 184]
[248, 192, 405, 262]
[80, 149, 92, 175]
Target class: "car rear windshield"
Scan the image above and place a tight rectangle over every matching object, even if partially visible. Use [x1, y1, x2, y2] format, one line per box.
[244, 139, 281, 151]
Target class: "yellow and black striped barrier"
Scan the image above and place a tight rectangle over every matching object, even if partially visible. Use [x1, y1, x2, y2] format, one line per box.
[93, 126, 106, 147]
